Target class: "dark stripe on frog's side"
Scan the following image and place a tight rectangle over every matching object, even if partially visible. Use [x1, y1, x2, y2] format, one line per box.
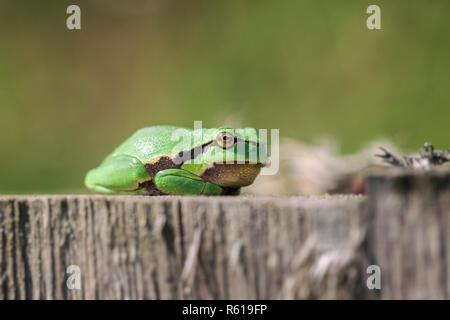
[143, 141, 215, 176]
[172, 140, 215, 165]
[145, 136, 259, 171]
[172, 137, 259, 164]
[142, 156, 180, 195]
[144, 156, 182, 178]
[142, 140, 215, 179]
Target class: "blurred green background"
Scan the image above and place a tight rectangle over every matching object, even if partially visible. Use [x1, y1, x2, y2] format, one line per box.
[0, 0, 449, 193]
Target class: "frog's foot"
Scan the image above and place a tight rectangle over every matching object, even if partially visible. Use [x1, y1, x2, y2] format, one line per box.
[154, 169, 222, 195]
[220, 186, 241, 195]
[85, 155, 151, 194]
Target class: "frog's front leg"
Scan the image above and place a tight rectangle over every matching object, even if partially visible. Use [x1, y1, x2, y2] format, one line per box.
[154, 168, 222, 195]
[85, 155, 151, 194]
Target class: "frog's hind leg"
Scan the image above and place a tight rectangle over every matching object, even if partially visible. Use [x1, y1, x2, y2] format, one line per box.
[85, 155, 151, 194]
[154, 168, 222, 195]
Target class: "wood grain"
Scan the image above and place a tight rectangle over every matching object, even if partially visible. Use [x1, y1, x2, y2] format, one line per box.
[367, 169, 450, 299]
[0, 195, 369, 299]
[0, 169, 449, 299]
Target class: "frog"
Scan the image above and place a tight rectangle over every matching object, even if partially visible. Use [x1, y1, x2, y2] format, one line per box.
[84, 125, 268, 195]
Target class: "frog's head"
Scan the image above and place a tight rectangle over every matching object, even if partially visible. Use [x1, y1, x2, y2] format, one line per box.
[192, 127, 269, 188]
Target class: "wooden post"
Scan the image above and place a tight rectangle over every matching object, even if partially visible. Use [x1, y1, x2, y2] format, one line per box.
[0, 195, 369, 299]
[0, 169, 449, 299]
[366, 169, 450, 299]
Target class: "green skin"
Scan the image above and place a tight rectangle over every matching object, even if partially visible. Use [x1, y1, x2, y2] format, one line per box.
[85, 126, 268, 195]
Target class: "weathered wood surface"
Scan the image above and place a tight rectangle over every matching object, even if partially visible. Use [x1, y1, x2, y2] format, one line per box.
[367, 168, 450, 299]
[0, 194, 369, 300]
[0, 169, 449, 300]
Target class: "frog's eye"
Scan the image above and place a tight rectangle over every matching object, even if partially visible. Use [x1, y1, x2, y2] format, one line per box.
[216, 131, 235, 149]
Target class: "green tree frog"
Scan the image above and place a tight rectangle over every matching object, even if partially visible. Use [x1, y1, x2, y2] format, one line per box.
[85, 126, 268, 195]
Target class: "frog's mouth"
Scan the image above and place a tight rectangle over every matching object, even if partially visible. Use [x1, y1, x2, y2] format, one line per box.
[201, 163, 264, 188]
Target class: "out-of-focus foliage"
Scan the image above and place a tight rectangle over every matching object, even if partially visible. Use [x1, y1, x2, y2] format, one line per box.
[0, 0, 449, 193]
